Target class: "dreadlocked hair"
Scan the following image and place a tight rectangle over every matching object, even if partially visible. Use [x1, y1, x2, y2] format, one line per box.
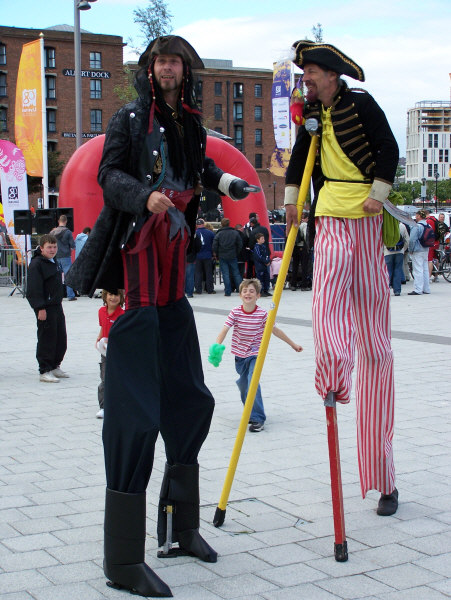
[149, 60, 204, 184]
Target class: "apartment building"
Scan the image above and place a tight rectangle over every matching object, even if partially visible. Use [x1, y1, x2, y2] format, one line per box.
[405, 100, 451, 183]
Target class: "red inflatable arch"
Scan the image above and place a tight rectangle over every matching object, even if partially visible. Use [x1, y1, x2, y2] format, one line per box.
[59, 134, 271, 238]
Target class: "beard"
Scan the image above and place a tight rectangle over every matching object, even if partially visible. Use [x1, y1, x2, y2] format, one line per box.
[305, 87, 318, 102]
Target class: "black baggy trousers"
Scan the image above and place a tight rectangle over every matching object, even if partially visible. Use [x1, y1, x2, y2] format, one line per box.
[35, 304, 67, 374]
[102, 296, 214, 493]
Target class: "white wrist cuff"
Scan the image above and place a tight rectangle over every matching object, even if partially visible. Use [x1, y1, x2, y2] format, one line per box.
[369, 180, 392, 204]
[218, 173, 238, 200]
[283, 186, 299, 206]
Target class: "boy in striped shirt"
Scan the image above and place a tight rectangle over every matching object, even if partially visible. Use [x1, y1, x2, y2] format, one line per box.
[215, 278, 302, 432]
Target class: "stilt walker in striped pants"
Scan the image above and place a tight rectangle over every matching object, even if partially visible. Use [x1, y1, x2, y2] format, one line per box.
[284, 40, 400, 520]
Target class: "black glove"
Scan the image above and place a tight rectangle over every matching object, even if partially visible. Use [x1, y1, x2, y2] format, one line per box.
[229, 178, 249, 200]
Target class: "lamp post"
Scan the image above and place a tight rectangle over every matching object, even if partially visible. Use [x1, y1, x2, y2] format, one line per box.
[74, 0, 97, 148]
[268, 181, 276, 211]
[434, 171, 439, 212]
[421, 177, 426, 209]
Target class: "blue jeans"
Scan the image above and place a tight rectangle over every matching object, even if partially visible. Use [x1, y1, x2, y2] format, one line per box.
[219, 258, 242, 295]
[235, 355, 266, 423]
[57, 257, 75, 298]
[384, 252, 403, 294]
[185, 262, 195, 296]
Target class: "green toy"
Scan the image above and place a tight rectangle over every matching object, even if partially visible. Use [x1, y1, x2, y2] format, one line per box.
[208, 344, 225, 367]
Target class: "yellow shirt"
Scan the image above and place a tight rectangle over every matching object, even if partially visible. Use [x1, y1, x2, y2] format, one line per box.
[316, 107, 381, 219]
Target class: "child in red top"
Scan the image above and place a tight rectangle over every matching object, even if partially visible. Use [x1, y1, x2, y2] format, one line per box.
[95, 289, 125, 418]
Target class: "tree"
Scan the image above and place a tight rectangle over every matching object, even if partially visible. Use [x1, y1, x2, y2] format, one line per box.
[113, 65, 138, 104]
[133, 0, 173, 45]
[312, 23, 323, 43]
[27, 150, 65, 195]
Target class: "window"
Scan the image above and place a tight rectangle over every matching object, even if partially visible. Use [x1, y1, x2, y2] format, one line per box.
[90, 79, 102, 99]
[445, 149, 449, 162]
[428, 134, 433, 149]
[439, 149, 443, 162]
[48, 141, 57, 152]
[197, 100, 202, 112]
[196, 80, 202, 97]
[254, 84, 262, 98]
[255, 154, 262, 169]
[255, 128, 262, 146]
[254, 106, 262, 121]
[233, 82, 243, 98]
[0, 44, 6, 66]
[90, 52, 102, 69]
[45, 75, 56, 99]
[214, 82, 222, 96]
[44, 47, 55, 68]
[428, 164, 432, 177]
[47, 109, 56, 133]
[423, 149, 427, 162]
[0, 107, 7, 131]
[233, 102, 243, 121]
[215, 127, 223, 134]
[433, 134, 438, 148]
[0, 73, 6, 97]
[90, 109, 102, 132]
[214, 104, 222, 120]
[234, 125, 243, 150]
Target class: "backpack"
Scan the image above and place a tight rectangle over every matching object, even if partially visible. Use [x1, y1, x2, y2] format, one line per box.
[419, 223, 435, 248]
[387, 234, 404, 252]
[427, 216, 441, 241]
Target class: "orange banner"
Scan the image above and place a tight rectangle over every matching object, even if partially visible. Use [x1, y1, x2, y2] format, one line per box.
[15, 39, 43, 177]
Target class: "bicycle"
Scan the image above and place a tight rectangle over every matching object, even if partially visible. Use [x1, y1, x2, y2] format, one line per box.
[407, 247, 451, 282]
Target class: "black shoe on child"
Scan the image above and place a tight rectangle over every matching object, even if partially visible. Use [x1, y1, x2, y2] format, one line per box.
[377, 488, 398, 516]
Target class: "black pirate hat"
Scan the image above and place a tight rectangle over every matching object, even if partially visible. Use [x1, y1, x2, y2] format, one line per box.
[138, 35, 204, 69]
[291, 39, 365, 82]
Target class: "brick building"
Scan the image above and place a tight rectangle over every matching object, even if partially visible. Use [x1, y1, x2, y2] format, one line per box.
[194, 59, 285, 211]
[0, 24, 124, 207]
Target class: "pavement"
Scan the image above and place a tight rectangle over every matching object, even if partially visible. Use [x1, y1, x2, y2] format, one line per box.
[0, 273, 450, 600]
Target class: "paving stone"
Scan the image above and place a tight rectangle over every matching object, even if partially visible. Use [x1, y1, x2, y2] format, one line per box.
[368, 562, 443, 590]
[0, 282, 450, 599]
[0, 550, 59, 572]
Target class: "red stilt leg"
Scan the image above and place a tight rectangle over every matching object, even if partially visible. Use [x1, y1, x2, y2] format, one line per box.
[324, 392, 348, 562]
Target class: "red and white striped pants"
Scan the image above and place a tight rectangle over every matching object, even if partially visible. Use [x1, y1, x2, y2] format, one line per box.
[312, 216, 395, 497]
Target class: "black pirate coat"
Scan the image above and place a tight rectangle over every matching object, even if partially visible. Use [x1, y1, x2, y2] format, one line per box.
[285, 81, 399, 242]
[66, 70, 223, 296]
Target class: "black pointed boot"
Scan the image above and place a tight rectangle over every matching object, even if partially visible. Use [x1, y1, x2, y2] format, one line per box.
[157, 463, 217, 563]
[104, 488, 172, 598]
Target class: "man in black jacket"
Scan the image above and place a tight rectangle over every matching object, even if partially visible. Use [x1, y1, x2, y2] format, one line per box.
[67, 35, 252, 598]
[284, 41, 399, 518]
[26, 234, 68, 383]
[212, 217, 243, 296]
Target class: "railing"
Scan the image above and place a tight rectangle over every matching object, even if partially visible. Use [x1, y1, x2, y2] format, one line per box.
[0, 245, 28, 296]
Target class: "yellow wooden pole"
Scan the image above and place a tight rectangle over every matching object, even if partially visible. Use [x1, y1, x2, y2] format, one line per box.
[213, 126, 319, 527]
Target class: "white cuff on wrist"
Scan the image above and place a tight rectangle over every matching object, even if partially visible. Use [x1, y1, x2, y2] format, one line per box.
[218, 173, 236, 198]
[283, 186, 299, 206]
[369, 180, 392, 204]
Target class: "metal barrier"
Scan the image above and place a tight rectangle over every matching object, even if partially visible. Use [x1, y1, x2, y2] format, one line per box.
[0, 245, 28, 296]
[269, 237, 286, 253]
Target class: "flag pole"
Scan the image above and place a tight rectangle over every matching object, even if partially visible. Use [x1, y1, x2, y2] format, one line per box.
[39, 33, 49, 209]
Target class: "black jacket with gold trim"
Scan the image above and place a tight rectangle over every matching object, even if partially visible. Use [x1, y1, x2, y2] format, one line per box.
[286, 80, 399, 200]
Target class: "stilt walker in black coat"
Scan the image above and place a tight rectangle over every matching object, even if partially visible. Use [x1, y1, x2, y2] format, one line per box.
[67, 35, 253, 598]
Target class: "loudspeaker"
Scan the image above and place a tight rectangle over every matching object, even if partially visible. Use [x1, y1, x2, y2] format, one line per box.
[14, 210, 33, 235]
[35, 208, 57, 234]
[55, 207, 74, 232]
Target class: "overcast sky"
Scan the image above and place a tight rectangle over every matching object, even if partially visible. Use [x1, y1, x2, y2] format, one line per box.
[2, 0, 451, 155]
